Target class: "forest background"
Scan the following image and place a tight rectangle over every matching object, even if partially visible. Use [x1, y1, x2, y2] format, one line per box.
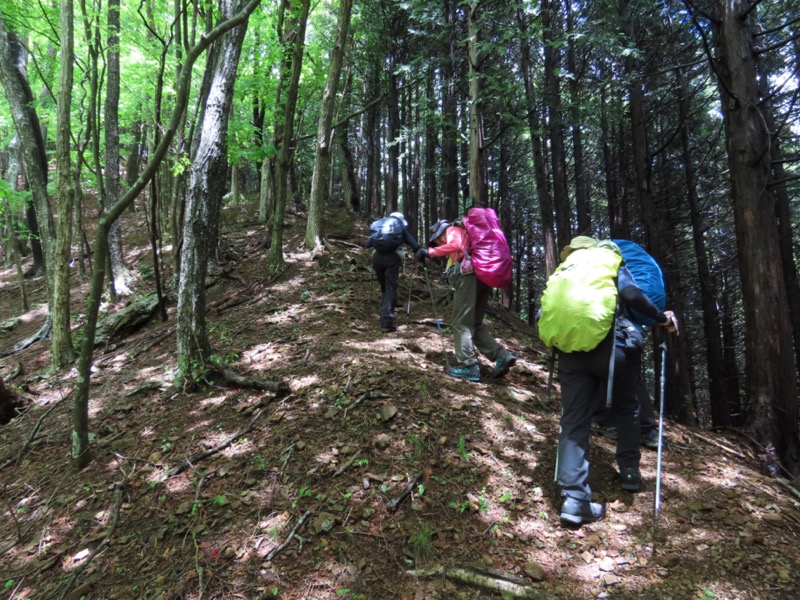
[0, 0, 799, 594]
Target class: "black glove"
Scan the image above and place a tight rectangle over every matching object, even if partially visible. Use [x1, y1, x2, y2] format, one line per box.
[415, 248, 428, 261]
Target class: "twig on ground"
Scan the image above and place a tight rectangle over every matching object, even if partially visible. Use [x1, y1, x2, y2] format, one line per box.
[280, 443, 295, 474]
[57, 483, 125, 600]
[265, 510, 311, 562]
[386, 473, 422, 512]
[334, 452, 360, 477]
[691, 431, 749, 460]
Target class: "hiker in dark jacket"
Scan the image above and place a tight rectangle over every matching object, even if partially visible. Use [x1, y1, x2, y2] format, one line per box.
[366, 212, 421, 333]
[553, 237, 677, 527]
[415, 219, 516, 383]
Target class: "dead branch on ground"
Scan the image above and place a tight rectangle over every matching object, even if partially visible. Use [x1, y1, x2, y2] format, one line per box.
[265, 510, 311, 562]
[386, 472, 422, 512]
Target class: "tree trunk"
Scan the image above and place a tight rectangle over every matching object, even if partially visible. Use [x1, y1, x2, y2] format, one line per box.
[0, 20, 54, 284]
[104, 0, 133, 295]
[71, 0, 263, 470]
[542, 0, 570, 249]
[52, 0, 75, 369]
[678, 67, 731, 427]
[268, 0, 310, 272]
[710, 1, 798, 472]
[467, 1, 487, 207]
[305, 0, 352, 251]
[177, 0, 249, 386]
[516, 7, 557, 274]
[440, 0, 459, 221]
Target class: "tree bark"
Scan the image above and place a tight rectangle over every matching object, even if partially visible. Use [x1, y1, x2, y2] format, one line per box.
[52, 0, 75, 369]
[177, 0, 249, 386]
[305, 0, 353, 251]
[268, 0, 310, 272]
[709, 1, 798, 472]
[105, 0, 133, 295]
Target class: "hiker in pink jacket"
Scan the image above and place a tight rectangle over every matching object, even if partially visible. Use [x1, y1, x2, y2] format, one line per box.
[416, 219, 515, 383]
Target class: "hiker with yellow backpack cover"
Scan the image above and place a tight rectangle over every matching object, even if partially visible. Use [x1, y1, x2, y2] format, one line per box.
[538, 236, 677, 527]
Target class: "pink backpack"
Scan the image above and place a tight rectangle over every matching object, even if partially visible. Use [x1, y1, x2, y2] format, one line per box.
[463, 207, 513, 289]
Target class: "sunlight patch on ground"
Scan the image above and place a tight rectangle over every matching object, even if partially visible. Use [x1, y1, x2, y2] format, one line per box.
[291, 374, 319, 391]
[199, 394, 227, 408]
[14, 304, 48, 323]
[185, 419, 213, 433]
[222, 437, 255, 458]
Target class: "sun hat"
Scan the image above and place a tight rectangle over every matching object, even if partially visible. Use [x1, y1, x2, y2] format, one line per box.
[559, 235, 597, 261]
[389, 211, 407, 226]
[428, 219, 451, 245]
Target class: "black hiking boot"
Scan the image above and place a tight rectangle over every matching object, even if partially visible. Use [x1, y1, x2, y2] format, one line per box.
[559, 497, 605, 527]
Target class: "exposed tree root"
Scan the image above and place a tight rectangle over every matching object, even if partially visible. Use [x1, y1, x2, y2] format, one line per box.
[0, 318, 52, 358]
[406, 565, 557, 599]
[209, 358, 290, 395]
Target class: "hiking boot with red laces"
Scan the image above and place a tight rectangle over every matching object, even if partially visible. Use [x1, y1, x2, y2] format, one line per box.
[559, 497, 605, 526]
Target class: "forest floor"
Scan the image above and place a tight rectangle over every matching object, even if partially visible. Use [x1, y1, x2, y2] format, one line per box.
[1, 201, 799, 600]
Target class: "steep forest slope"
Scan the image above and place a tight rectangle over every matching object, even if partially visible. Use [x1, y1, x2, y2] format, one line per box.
[1, 203, 799, 600]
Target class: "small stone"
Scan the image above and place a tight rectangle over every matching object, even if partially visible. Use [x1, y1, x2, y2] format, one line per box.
[524, 561, 546, 581]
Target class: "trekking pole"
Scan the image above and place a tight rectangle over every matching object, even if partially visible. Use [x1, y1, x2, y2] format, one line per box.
[406, 258, 413, 315]
[423, 266, 447, 354]
[654, 341, 667, 524]
[546, 348, 556, 402]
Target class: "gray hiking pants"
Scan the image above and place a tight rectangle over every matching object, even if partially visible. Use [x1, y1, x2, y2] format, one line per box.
[449, 268, 506, 367]
[556, 332, 641, 501]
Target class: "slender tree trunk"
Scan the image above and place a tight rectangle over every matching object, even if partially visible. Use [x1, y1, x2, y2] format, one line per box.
[516, 7, 557, 274]
[268, 0, 310, 272]
[52, 0, 75, 369]
[0, 20, 54, 285]
[305, 0, 353, 251]
[542, 0, 570, 249]
[441, 0, 459, 221]
[678, 68, 731, 427]
[105, 0, 133, 295]
[467, 1, 487, 207]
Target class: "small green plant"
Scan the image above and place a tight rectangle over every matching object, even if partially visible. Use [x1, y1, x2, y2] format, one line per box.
[456, 435, 471, 460]
[417, 483, 425, 496]
[4, 580, 15, 590]
[407, 434, 426, 460]
[300, 290, 313, 302]
[353, 458, 368, 467]
[189, 500, 202, 517]
[499, 492, 512, 503]
[409, 524, 434, 565]
[698, 591, 716, 600]
[213, 495, 228, 506]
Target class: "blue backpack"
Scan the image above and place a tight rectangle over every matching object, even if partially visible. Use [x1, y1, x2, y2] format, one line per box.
[612, 239, 666, 326]
[368, 216, 404, 253]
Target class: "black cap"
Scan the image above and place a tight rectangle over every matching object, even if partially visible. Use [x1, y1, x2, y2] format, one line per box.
[428, 219, 450, 245]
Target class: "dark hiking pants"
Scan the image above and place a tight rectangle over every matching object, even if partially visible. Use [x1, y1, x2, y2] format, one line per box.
[372, 250, 401, 326]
